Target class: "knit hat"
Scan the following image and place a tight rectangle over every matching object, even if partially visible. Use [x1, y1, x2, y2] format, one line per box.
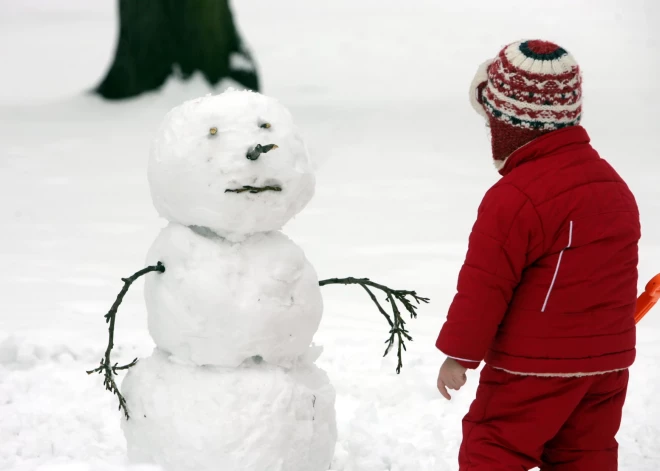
[470, 40, 582, 166]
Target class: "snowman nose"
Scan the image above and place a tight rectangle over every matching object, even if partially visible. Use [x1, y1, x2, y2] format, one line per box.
[246, 144, 278, 161]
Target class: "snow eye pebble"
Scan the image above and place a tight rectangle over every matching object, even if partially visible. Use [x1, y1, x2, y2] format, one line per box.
[209, 127, 218, 135]
[260, 123, 271, 129]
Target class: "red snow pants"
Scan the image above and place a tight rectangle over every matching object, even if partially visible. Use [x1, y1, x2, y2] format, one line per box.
[459, 365, 629, 471]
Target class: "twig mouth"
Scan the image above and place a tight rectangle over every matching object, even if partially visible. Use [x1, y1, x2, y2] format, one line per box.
[225, 185, 283, 194]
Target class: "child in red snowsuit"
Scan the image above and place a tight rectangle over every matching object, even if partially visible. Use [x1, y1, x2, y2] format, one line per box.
[436, 40, 640, 470]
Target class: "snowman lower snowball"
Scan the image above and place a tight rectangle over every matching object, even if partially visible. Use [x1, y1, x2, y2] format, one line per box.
[122, 89, 337, 471]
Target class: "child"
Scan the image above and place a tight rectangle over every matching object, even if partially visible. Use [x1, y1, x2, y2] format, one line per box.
[436, 40, 640, 470]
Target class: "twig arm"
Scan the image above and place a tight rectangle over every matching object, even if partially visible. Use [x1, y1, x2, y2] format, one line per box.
[87, 262, 165, 419]
[319, 276, 429, 373]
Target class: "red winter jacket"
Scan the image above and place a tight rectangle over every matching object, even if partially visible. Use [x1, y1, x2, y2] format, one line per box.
[437, 126, 640, 374]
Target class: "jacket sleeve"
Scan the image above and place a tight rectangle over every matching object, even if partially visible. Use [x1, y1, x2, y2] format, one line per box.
[436, 183, 541, 369]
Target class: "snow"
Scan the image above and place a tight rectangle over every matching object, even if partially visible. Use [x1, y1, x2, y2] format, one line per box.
[0, 1, 659, 471]
[145, 224, 323, 368]
[148, 90, 315, 241]
[121, 349, 336, 471]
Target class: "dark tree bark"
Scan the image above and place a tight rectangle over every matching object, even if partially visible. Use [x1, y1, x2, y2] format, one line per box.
[96, 0, 259, 100]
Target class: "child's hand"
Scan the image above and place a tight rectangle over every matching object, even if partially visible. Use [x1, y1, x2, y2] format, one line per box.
[437, 357, 467, 400]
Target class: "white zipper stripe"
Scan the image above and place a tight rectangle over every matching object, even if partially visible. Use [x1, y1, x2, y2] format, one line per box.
[541, 221, 573, 313]
[446, 355, 480, 363]
[541, 251, 565, 312]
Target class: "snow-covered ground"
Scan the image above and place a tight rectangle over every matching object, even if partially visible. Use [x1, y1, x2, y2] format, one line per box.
[1, 1, 659, 470]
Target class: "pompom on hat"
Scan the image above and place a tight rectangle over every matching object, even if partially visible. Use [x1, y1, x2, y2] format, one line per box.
[470, 40, 583, 165]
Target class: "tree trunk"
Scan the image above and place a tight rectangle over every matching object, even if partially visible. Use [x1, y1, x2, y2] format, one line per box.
[96, 0, 259, 100]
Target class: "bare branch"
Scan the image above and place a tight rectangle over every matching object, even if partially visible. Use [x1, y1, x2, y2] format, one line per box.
[318, 277, 429, 373]
[87, 262, 165, 419]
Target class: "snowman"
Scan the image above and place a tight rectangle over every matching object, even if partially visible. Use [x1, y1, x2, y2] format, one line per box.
[88, 88, 427, 471]
[121, 89, 335, 471]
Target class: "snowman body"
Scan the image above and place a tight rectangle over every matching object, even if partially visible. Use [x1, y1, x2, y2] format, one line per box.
[121, 90, 337, 471]
[144, 224, 323, 368]
[121, 350, 336, 471]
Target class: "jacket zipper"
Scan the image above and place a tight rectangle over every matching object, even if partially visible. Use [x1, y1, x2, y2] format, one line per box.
[541, 221, 574, 312]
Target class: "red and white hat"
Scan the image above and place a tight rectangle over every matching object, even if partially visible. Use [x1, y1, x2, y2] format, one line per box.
[470, 40, 582, 131]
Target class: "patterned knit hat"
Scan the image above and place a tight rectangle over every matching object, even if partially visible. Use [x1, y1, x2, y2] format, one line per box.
[470, 40, 582, 130]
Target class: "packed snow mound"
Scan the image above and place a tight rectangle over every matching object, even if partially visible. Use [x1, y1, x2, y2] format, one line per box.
[121, 349, 337, 471]
[144, 223, 323, 367]
[148, 89, 316, 240]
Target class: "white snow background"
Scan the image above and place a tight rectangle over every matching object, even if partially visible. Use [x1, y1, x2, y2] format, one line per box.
[1, 1, 659, 470]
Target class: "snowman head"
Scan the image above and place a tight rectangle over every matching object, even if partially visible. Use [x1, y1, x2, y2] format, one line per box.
[148, 89, 315, 240]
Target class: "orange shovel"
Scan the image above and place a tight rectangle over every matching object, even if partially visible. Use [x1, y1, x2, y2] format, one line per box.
[635, 274, 660, 324]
